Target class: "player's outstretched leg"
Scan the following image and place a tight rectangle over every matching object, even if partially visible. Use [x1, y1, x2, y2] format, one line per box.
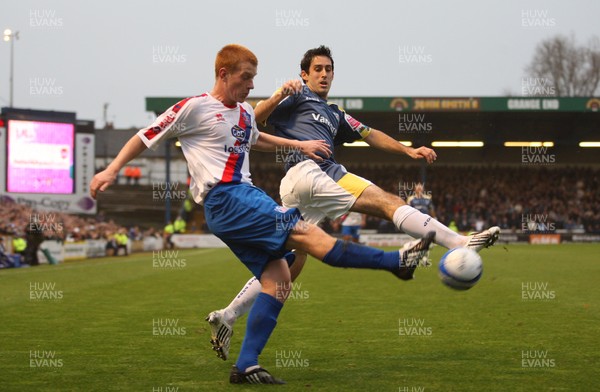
[286, 221, 436, 277]
[464, 226, 501, 252]
[351, 185, 501, 254]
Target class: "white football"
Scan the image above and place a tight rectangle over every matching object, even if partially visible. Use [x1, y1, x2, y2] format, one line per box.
[438, 247, 483, 290]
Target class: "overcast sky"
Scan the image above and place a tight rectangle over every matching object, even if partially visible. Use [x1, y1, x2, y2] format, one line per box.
[1, 0, 598, 128]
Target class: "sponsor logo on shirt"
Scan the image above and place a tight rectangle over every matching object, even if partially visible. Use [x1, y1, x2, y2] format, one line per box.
[303, 96, 322, 103]
[149, 111, 177, 135]
[311, 113, 337, 136]
[223, 144, 251, 154]
[231, 125, 248, 143]
[344, 113, 369, 134]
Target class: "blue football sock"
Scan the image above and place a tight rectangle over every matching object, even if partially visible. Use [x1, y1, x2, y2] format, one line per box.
[235, 292, 283, 372]
[322, 240, 400, 270]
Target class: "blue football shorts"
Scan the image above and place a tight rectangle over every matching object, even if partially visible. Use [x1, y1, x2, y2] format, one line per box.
[204, 183, 302, 279]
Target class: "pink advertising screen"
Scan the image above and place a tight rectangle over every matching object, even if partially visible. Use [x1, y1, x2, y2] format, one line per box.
[7, 119, 75, 194]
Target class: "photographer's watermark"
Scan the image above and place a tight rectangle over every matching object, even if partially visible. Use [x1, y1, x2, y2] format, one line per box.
[275, 281, 310, 301]
[152, 387, 179, 392]
[29, 77, 64, 96]
[521, 350, 555, 368]
[521, 9, 556, 28]
[521, 146, 555, 165]
[152, 45, 187, 64]
[399, 318, 432, 336]
[274, 77, 301, 92]
[152, 318, 187, 336]
[399, 387, 426, 392]
[30, 9, 63, 28]
[398, 181, 431, 201]
[152, 182, 187, 202]
[152, 250, 187, 269]
[399, 46, 432, 64]
[275, 146, 308, 164]
[275, 208, 309, 233]
[30, 350, 63, 368]
[521, 78, 556, 96]
[29, 213, 63, 233]
[521, 214, 555, 233]
[30, 282, 63, 301]
[275, 9, 310, 28]
[275, 350, 309, 368]
[521, 282, 556, 301]
[398, 113, 432, 133]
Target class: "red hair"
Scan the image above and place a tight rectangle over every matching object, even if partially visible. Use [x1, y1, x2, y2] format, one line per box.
[215, 44, 258, 78]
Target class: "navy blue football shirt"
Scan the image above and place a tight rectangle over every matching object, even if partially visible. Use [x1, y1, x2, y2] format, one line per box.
[267, 85, 371, 182]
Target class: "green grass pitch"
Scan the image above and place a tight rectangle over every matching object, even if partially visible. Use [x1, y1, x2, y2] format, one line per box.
[1, 244, 599, 391]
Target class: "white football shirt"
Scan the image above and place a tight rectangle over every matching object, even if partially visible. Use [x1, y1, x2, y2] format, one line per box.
[137, 93, 260, 204]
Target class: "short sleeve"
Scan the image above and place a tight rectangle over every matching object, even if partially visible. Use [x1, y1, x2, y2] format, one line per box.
[137, 97, 195, 151]
[334, 108, 372, 145]
[267, 94, 297, 127]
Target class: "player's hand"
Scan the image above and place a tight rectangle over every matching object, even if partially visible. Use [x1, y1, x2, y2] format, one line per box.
[409, 146, 437, 164]
[278, 80, 303, 96]
[90, 169, 118, 199]
[298, 139, 332, 161]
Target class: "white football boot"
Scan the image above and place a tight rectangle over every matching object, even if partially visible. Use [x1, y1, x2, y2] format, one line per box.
[206, 310, 233, 361]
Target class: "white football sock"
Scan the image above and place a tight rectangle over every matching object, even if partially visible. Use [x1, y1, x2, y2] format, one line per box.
[222, 276, 262, 325]
[393, 205, 467, 249]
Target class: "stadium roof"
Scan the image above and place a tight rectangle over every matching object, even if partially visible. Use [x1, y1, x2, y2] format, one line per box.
[146, 96, 600, 114]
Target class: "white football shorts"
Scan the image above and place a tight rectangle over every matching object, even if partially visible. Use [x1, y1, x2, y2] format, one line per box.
[279, 160, 372, 225]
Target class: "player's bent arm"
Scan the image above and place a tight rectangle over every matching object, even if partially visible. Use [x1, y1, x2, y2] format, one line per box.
[90, 135, 147, 199]
[255, 80, 302, 124]
[253, 132, 331, 161]
[363, 129, 437, 164]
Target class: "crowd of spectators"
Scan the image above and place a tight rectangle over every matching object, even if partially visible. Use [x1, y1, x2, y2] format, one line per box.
[0, 199, 161, 243]
[2, 164, 599, 253]
[250, 163, 600, 234]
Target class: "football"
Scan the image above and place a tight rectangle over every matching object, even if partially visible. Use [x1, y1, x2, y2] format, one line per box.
[438, 247, 483, 290]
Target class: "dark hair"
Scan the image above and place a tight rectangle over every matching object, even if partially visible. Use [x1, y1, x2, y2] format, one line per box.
[300, 45, 334, 76]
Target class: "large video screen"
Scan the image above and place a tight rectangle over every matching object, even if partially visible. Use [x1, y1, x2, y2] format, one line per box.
[6, 119, 75, 194]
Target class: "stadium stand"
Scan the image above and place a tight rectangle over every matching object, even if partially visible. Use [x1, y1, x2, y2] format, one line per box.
[250, 163, 600, 234]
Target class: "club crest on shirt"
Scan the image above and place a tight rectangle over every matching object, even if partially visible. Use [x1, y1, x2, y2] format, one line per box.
[275, 206, 289, 213]
[231, 125, 247, 142]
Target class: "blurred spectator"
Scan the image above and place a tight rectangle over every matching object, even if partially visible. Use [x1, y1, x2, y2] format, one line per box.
[115, 228, 129, 256]
[105, 231, 118, 257]
[164, 221, 175, 249]
[131, 166, 142, 185]
[12, 235, 27, 258]
[174, 215, 186, 234]
[124, 166, 133, 185]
